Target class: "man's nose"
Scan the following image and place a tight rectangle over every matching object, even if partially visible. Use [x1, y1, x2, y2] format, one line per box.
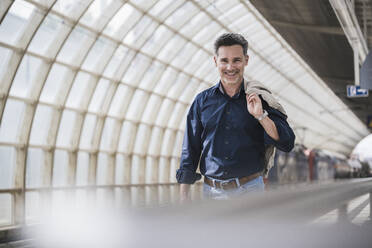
[226, 63, 233, 70]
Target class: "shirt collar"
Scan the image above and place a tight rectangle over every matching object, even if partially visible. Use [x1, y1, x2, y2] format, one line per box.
[214, 80, 245, 99]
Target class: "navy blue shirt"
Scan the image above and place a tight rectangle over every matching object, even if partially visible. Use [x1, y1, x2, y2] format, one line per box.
[176, 81, 295, 184]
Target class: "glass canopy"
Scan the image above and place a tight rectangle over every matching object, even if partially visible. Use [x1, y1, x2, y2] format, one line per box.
[0, 0, 369, 227]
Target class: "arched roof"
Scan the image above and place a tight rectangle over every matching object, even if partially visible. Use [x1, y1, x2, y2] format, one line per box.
[0, 0, 369, 194]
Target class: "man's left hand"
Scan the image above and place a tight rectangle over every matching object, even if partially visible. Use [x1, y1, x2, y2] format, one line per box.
[246, 93, 263, 118]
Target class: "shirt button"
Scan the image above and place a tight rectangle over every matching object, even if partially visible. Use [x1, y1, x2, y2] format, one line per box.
[225, 141, 229, 144]
[224, 156, 229, 160]
[226, 111, 230, 115]
[226, 126, 230, 130]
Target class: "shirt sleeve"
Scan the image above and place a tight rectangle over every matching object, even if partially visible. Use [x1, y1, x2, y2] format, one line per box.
[176, 97, 203, 184]
[263, 105, 296, 152]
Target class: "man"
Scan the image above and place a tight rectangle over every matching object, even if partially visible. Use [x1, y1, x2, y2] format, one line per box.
[176, 33, 295, 201]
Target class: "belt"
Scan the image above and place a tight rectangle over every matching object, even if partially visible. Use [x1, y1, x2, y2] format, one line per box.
[204, 172, 261, 190]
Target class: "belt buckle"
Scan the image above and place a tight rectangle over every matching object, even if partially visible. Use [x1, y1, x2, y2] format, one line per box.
[220, 180, 232, 190]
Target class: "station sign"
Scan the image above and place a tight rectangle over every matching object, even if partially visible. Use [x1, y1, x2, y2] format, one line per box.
[346, 85, 369, 98]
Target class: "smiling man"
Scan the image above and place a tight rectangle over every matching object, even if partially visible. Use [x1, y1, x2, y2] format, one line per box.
[176, 33, 295, 201]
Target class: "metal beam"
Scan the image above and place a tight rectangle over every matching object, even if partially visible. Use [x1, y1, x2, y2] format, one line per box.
[269, 20, 345, 35]
[321, 76, 354, 83]
[330, 0, 368, 61]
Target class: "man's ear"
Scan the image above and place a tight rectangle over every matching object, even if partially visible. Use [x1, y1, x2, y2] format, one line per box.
[245, 55, 249, 66]
[213, 56, 217, 66]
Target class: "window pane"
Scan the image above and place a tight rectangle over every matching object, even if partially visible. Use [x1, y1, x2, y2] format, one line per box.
[117, 121, 137, 153]
[184, 50, 209, 74]
[104, 3, 139, 38]
[142, 25, 173, 56]
[138, 61, 166, 91]
[81, 37, 116, 73]
[141, 95, 162, 124]
[123, 15, 159, 49]
[0, 0, 35, 45]
[28, 14, 65, 57]
[88, 79, 110, 113]
[122, 54, 151, 87]
[100, 118, 115, 150]
[40, 63, 72, 104]
[0, 147, 16, 189]
[108, 84, 134, 117]
[115, 154, 130, 185]
[29, 104, 54, 146]
[179, 12, 211, 39]
[148, 0, 180, 21]
[9, 55, 43, 98]
[96, 153, 108, 185]
[52, 0, 91, 21]
[170, 42, 198, 69]
[129, 0, 157, 11]
[52, 150, 68, 187]
[80, 0, 114, 29]
[76, 152, 89, 186]
[103, 45, 128, 78]
[153, 67, 178, 95]
[56, 110, 77, 148]
[157, 35, 187, 63]
[0, 194, 12, 226]
[125, 90, 149, 122]
[79, 114, 97, 149]
[25, 192, 40, 224]
[167, 73, 189, 100]
[26, 148, 44, 188]
[133, 124, 151, 155]
[0, 99, 25, 143]
[164, 1, 198, 29]
[56, 26, 95, 67]
[65, 72, 93, 108]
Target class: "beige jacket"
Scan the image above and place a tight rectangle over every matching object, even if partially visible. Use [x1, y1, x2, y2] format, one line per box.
[244, 80, 287, 178]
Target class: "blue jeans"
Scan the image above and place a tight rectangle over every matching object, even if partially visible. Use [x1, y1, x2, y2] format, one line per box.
[203, 176, 265, 200]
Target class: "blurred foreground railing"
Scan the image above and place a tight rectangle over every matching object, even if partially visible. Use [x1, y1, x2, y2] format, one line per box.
[0, 182, 203, 230]
[1, 179, 372, 247]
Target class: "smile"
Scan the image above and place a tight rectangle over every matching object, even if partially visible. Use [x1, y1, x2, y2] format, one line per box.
[224, 72, 238, 77]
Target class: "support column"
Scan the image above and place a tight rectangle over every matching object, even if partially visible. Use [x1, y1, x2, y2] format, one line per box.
[353, 39, 360, 85]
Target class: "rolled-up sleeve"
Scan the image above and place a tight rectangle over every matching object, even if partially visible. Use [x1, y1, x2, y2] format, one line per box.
[264, 107, 295, 152]
[176, 97, 203, 184]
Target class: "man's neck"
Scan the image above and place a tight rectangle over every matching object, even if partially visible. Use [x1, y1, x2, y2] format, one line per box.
[221, 80, 243, 98]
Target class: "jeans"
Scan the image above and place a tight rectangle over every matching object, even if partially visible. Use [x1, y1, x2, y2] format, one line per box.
[203, 176, 265, 200]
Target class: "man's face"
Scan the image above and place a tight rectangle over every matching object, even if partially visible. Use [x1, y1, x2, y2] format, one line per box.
[214, 45, 248, 86]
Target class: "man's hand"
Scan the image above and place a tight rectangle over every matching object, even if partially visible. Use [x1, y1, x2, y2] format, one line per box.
[246, 93, 263, 118]
[247, 93, 280, 141]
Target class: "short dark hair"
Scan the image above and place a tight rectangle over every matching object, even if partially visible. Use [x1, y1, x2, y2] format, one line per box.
[214, 33, 248, 56]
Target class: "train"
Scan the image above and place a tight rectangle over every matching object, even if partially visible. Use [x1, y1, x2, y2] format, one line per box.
[268, 144, 371, 185]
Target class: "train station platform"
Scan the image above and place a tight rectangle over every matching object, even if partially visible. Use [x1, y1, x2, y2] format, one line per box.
[1, 1, 372, 248]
